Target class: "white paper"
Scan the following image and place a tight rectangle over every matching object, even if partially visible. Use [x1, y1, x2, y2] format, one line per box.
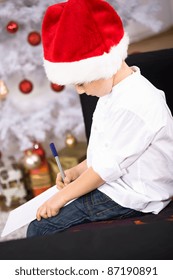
[1, 185, 71, 237]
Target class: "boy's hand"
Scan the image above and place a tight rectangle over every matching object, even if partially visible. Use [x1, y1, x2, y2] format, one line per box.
[36, 191, 65, 221]
[56, 168, 79, 190]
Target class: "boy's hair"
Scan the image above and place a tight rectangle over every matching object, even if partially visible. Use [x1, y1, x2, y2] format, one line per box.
[42, 0, 129, 85]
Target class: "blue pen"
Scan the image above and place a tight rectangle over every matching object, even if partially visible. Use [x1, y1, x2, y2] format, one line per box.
[49, 142, 65, 182]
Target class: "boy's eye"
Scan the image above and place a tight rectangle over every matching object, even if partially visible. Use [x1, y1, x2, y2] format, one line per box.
[77, 83, 84, 87]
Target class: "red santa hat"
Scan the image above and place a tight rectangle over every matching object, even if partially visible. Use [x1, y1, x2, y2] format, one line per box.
[42, 0, 129, 85]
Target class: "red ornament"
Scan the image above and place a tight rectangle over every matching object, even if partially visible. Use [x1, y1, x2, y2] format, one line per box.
[50, 83, 64, 92]
[32, 142, 45, 161]
[23, 143, 45, 170]
[6, 21, 18, 33]
[19, 79, 33, 94]
[28, 31, 41, 46]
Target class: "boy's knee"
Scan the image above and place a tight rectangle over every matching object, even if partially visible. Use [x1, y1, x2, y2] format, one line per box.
[27, 220, 41, 238]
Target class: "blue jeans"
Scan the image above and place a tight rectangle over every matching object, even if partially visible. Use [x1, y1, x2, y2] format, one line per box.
[27, 189, 143, 237]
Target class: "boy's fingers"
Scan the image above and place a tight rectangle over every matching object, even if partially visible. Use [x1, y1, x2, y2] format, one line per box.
[56, 172, 64, 187]
[56, 181, 64, 190]
[36, 206, 48, 220]
[47, 208, 52, 218]
[36, 210, 41, 221]
[56, 172, 63, 181]
[51, 209, 59, 217]
[64, 177, 71, 185]
[56, 171, 72, 188]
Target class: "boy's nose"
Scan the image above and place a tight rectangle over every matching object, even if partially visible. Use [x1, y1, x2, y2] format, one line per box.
[75, 85, 85, 94]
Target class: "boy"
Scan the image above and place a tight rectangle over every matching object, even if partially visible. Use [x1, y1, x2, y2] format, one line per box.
[27, 0, 173, 237]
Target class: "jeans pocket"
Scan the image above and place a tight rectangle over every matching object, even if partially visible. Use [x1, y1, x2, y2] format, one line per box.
[119, 209, 144, 219]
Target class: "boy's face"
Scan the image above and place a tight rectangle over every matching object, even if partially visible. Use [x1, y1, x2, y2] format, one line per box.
[74, 76, 114, 97]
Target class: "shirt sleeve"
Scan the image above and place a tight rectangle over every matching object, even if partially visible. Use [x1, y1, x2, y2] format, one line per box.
[88, 108, 162, 182]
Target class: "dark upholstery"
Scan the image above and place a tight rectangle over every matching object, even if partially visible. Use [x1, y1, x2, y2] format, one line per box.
[0, 49, 173, 260]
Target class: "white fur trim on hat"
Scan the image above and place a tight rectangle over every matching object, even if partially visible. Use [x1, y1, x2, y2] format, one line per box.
[43, 33, 129, 85]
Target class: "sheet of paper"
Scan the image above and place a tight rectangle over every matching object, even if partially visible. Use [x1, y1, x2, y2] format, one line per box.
[1, 185, 74, 237]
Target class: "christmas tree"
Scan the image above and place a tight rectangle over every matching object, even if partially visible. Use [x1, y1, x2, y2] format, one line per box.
[0, 0, 162, 160]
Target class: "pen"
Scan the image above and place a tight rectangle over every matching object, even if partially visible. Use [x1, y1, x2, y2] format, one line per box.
[49, 142, 65, 182]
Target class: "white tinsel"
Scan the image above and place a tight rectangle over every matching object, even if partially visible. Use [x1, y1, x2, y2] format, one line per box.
[109, 0, 162, 32]
[0, 81, 84, 158]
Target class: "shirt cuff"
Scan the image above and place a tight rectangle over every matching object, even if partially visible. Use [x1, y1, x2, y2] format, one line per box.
[91, 156, 127, 182]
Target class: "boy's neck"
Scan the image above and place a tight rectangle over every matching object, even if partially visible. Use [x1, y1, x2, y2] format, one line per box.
[112, 61, 133, 87]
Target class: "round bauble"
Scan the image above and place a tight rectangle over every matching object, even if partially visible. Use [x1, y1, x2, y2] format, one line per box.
[19, 79, 33, 94]
[33, 142, 45, 161]
[50, 83, 64, 92]
[6, 21, 18, 33]
[0, 80, 8, 100]
[23, 151, 42, 170]
[28, 31, 41, 46]
[65, 133, 77, 148]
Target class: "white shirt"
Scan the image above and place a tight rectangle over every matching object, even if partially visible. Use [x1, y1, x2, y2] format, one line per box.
[87, 67, 173, 214]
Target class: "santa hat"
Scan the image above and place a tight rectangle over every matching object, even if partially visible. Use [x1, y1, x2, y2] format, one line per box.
[42, 0, 129, 85]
